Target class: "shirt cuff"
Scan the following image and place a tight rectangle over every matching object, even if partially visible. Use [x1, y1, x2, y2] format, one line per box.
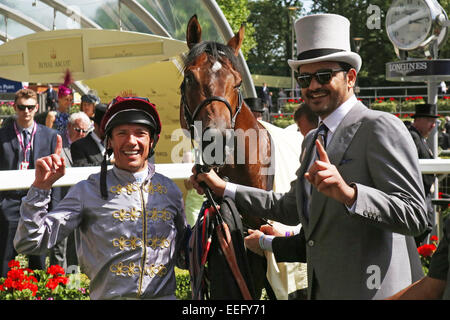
[345, 183, 358, 213]
[259, 234, 275, 252]
[223, 182, 237, 200]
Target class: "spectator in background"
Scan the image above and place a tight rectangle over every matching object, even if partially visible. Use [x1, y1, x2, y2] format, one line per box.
[445, 116, 450, 133]
[246, 97, 265, 120]
[71, 104, 108, 167]
[408, 103, 438, 245]
[262, 82, 273, 113]
[0, 88, 59, 277]
[293, 103, 318, 137]
[45, 70, 74, 135]
[80, 91, 100, 121]
[44, 84, 57, 111]
[278, 88, 287, 113]
[61, 112, 92, 159]
[439, 81, 448, 95]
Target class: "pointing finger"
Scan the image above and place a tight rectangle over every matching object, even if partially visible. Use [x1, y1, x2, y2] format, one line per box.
[54, 134, 63, 156]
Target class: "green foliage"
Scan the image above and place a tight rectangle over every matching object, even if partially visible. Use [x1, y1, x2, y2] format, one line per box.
[175, 267, 191, 300]
[217, 0, 256, 59]
[0, 103, 14, 115]
[282, 102, 300, 113]
[246, 0, 304, 77]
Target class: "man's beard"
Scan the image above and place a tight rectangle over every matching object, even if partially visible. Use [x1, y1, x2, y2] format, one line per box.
[304, 88, 340, 118]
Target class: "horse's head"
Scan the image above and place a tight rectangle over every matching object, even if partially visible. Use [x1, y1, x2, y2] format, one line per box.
[180, 15, 245, 167]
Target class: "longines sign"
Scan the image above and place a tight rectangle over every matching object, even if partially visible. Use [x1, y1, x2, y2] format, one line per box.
[386, 59, 450, 82]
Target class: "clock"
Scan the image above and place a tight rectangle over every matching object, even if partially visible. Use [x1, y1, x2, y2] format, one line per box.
[386, 0, 448, 54]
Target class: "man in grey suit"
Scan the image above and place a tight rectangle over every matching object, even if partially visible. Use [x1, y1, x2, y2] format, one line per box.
[190, 14, 428, 299]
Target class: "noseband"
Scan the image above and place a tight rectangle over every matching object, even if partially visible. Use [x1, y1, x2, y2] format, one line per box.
[181, 86, 244, 136]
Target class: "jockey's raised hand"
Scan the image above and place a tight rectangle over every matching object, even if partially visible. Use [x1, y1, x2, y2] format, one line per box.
[32, 134, 65, 190]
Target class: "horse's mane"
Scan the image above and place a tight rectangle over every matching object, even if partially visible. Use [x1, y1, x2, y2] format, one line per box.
[182, 41, 241, 73]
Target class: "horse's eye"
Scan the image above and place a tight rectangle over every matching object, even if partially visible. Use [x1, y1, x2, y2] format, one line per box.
[234, 81, 242, 89]
[184, 73, 195, 87]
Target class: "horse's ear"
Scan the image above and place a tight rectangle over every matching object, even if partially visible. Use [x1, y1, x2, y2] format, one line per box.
[227, 23, 245, 56]
[186, 14, 202, 49]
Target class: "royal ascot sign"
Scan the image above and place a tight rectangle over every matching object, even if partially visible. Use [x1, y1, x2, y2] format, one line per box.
[28, 36, 84, 74]
[0, 29, 187, 83]
[386, 59, 450, 82]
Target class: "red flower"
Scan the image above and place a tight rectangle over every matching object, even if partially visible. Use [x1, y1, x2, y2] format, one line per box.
[389, 97, 395, 101]
[418, 244, 436, 257]
[430, 235, 438, 242]
[47, 265, 65, 276]
[46, 278, 59, 290]
[8, 260, 20, 269]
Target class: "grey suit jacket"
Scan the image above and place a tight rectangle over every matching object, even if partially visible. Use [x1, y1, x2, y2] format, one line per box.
[234, 102, 428, 299]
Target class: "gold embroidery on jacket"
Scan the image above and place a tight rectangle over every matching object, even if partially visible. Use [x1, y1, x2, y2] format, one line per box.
[110, 262, 167, 278]
[145, 264, 167, 277]
[147, 208, 172, 222]
[110, 183, 139, 195]
[112, 207, 142, 222]
[144, 182, 168, 195]
[112, 236, 170, 251]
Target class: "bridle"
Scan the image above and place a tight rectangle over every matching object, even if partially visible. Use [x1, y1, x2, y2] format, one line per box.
[180, 81, 244, 139]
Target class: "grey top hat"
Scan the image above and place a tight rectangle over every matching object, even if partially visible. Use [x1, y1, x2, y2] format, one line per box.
[245, 97, 265, 113]
[412, 104, 438, 118]
[288, 14, 362, 73]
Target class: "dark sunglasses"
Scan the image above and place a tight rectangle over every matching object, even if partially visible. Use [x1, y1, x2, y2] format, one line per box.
[73, 127, 89, 134]
[16, 104, 36, 111]
[296, 69, 346, 88]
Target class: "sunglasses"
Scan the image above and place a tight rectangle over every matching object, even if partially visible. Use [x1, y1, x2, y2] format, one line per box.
[73, 127, 89, 134]
[16, 104, 36, 111]
[296, 69, 346, 88]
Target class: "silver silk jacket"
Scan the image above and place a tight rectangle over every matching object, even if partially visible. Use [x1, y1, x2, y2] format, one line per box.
[14, 163, 189, 300]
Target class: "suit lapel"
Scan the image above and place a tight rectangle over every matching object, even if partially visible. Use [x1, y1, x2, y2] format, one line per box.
[306, 102, 367, 237]
[8, 125, 20, 157]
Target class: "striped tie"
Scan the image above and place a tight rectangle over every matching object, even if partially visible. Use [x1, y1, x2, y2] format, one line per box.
[23, 130, 30, 162]
[316, 122, 329, 156]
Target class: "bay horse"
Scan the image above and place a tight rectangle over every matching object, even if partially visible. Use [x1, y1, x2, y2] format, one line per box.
[180, 15, 274, 299]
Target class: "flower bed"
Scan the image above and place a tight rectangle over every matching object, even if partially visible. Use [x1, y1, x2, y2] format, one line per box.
[370, 96, 450, 113]
[271, 113, 295, 128]
[0, 259, 90, 300]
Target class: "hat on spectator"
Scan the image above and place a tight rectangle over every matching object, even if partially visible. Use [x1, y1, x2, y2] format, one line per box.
[287, 14, 362, 73]
[412, 104, 438, 118]
[245, 97, 265, 113]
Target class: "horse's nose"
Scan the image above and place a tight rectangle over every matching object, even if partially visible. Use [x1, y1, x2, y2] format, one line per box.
[201, 127, 226, 166]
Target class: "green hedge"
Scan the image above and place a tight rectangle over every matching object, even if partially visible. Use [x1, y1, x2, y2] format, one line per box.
[370, 96, 450, 113]
[175, 267, 191, 300]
